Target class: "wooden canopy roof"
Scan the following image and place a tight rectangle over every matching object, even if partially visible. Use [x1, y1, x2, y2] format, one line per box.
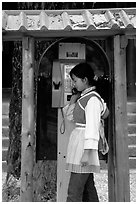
[2, 8, 136, 40]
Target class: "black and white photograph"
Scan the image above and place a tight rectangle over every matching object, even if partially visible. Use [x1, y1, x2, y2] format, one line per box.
[2, 1, 136, 202]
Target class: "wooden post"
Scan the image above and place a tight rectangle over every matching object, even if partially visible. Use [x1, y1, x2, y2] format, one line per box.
[20, 37, 35, 201]
[111, 35, 130, 201]
[105, 37, 117, 201]
[57, 109, 74, 201]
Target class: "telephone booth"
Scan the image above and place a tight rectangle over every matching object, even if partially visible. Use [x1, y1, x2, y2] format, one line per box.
[2, 8, 136, 202]
[36, 37, 110, 200]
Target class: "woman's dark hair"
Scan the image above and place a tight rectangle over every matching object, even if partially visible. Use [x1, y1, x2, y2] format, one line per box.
[70, 62, 95, 86]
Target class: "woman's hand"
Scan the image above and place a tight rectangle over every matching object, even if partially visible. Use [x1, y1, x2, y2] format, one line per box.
[80, 150, 90, 166]
[69, 92, 81, 104]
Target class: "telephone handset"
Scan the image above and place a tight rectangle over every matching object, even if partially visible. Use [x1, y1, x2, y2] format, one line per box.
[71, 87, 82, 95]
[52, 61, 76, 108]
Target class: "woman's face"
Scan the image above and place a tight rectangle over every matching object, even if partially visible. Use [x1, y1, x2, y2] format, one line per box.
[71, 74, 87, 92]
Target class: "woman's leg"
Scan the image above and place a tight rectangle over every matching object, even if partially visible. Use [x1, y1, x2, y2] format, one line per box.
[67, 172, 90, 202]
[82, 173, 99, 202]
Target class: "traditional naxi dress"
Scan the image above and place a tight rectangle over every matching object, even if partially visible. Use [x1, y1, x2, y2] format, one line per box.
[64, 87, 108, 174]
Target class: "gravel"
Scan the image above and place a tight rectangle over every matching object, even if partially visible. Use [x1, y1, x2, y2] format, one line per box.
[2, 169, 136, 202]
[94, 169, 136, 202]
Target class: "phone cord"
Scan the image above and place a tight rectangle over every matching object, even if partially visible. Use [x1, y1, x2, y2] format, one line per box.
[60, 108, 65, 134]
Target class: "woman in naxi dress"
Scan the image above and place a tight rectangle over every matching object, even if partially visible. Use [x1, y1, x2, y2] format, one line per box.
[63, 62, 109, 202]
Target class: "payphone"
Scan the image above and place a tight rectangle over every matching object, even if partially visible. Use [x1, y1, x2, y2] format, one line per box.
[52, 43, 85, 108]
[52, 62, 76, 107]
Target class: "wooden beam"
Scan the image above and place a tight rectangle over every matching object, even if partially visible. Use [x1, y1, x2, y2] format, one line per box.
[20, 37, 35, 201]
[2, 29, 136, 41]
[112, 35, 130, 201]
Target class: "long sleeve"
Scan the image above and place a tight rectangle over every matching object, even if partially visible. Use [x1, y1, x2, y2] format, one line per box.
[84, 97, 102, 150]
[63, 103, 75, 121]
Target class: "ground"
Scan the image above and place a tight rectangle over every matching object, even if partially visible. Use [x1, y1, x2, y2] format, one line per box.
[2, 170, 136, 202]
[94, 170, 136, 202]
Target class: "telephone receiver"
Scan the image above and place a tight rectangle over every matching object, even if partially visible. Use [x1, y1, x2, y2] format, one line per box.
[72, 87, 78, 95]
[72, 87, 81, 95]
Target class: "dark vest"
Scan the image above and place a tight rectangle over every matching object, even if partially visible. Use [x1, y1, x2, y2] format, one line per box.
[73, 91, 103, 124]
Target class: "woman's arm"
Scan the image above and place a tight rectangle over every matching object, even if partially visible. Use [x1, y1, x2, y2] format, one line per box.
[80, 97, 101, 166]
[69, 93, 80, 105]
[84, 97, 101, 150]
[63, 92, 80, 121]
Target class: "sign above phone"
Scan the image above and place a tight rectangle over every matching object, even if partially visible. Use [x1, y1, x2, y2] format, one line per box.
[59, 43, 85, 60]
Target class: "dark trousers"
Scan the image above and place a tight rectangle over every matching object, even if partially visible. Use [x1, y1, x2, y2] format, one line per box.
[67, 172, 99, 202]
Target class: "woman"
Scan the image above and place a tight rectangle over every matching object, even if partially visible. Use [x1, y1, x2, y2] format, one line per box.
[64, 62, 109, 202]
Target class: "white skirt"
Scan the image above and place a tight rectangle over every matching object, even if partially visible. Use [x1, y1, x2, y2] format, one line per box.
[66, 127, 100, 173]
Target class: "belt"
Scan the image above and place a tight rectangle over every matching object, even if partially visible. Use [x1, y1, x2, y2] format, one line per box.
[76, 123, 86, 128]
